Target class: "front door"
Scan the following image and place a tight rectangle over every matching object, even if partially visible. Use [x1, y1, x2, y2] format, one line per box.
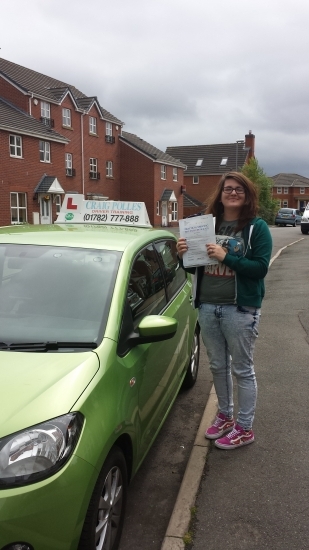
[40, 197, 51, 224]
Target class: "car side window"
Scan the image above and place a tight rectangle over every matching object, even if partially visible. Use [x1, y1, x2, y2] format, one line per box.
[155, 239, 186, 301]
[128, 244, 167, 328]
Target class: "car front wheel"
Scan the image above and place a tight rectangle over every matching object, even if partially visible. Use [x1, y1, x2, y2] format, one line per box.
[182, 326, 200, 389]
[78, 447, 127, 550]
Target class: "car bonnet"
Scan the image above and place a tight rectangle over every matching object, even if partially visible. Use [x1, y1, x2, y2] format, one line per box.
[0, 351, 99, 438]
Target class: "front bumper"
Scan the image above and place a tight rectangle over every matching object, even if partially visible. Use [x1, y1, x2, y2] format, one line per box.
[0, 454, 97, 550]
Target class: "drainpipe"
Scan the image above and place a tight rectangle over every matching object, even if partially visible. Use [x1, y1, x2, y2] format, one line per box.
[29, 93, 33, 115]
[81, 111, 85, 196]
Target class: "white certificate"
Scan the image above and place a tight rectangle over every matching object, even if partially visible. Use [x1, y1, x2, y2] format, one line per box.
[178, 215, 218, 268]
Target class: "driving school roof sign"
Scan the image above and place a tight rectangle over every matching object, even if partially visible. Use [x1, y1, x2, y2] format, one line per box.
[56, 194, 152, 227]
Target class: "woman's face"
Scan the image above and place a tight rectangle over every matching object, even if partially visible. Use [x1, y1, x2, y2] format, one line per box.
[221, 178, 246, 213]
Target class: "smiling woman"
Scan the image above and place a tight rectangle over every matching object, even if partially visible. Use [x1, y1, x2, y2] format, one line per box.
[177, 171, 273, 450]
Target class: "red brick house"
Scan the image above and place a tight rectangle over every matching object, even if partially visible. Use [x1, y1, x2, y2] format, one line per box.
[271, 173, 309, 211]
[166, 132, 255, 217]
[120, 132, 186, 227]
[0, 58, 123, 225]
[0, 57, 186, 227]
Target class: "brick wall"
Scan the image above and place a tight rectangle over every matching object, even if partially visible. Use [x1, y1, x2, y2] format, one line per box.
[0, 79, 29, 112]
[119, 141, 184, 226]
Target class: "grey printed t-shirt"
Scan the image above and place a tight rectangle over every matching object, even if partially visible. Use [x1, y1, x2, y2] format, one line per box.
[199, 220, 244, 304]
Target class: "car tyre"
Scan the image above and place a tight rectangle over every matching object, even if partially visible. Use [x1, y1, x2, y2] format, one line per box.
[78, 446, 127, 550]
[182, 326, 200, 389]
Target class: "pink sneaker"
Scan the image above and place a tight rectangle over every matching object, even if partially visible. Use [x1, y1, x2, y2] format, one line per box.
[205, 412, 234, 440]
[215, 423, 254, 449]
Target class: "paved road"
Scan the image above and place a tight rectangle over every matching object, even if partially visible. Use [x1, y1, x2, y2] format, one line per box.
[119, 226, 306, 550]
[190, 229, 309, 550]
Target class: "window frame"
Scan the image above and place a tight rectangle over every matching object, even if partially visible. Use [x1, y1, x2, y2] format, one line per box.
[277, 187, 282, 194]
[65, 152, 73, 176]
[161, 165, 167, 180]
[106, 160, 113, 178]
[39, 140, 50, 163]
[41, 101, 50, 118]
[10, 192, 27, 224]
[193, 175, 199, 184]
[9, 134, 23, 158]
[90, 158, 98, 178]
[55, 194, 62, 214]
[172, 167, 178, 181]
[62, 108, 72, 127]
[300, 187, 305, 194]
[106, 122, 112, 136]
[171, 202, 178, 221]
[89, 116, 97, 134]
[283, 187, 289, 194]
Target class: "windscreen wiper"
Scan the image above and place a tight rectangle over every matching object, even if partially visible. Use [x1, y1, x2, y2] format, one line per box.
[0, 341, 97, 352]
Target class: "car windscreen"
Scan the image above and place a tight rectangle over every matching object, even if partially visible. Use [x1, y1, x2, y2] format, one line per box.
[279, 209, 293, 213]
[0, 244, 121, 347]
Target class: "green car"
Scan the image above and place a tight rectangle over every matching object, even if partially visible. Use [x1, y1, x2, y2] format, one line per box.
[0, 196, 200, 550]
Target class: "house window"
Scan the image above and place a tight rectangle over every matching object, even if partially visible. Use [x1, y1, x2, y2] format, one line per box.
[39, 140, 50, 162]
[300, 187, 305, 194]
[62, 108, 71, 127]
[161, 165, 166, 180]
[283, 187, 288, 194]
[196, 159, 203, 167]
[277, 187, 282, 194]
[220, 158, 228, 166]
[171, 202, 178, 221]
[89, 116, 97, 134]
[106, 161, 113, 177]
[65, 153, 75, 176]
[283, 201, 288, 207]
[193, 176, 199, 184]
[106, 122, 112, 136]
[55, 194, 62, 214]
[9, 135, 22, 157]
[90, 158, 99, 179]
[41, 101, 50, 118]
[10, 192, 27, 224]
[156, 201, 160, 216]
[173, 168, 178, 181]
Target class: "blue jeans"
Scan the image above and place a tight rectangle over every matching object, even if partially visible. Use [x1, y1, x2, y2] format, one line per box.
[199, 303, 261, 430]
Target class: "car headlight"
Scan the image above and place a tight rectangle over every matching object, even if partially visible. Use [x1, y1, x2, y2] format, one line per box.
[0, 413, 83, 488]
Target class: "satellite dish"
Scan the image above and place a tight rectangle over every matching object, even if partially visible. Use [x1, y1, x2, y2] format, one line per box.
[33, 98, 38, 105]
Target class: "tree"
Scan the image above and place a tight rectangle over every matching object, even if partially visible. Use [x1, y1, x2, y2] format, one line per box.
[241, 158, 279, 224]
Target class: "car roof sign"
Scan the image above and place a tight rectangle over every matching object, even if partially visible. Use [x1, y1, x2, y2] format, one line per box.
[56, 194, 152, 227]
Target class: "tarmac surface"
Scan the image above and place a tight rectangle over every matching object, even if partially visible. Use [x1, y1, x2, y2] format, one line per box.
[161, 232, 309, 550]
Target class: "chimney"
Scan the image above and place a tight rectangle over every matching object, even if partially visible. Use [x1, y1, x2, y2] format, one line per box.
[245, 130, 255, 160]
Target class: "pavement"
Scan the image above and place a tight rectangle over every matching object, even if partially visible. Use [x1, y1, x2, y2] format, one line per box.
[161, 235, 309, 550]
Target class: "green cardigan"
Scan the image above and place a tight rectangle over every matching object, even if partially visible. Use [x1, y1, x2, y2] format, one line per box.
[181, 217, 273, 308]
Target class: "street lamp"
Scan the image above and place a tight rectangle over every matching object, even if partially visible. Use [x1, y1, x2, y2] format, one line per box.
[235, 140, 245, 171]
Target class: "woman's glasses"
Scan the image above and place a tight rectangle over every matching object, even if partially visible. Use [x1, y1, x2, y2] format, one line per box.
[222, 186, 245, 195]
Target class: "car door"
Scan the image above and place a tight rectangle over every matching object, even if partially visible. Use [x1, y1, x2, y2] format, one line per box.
[154, 238, 193, 378]
[118, 241, 191, 463]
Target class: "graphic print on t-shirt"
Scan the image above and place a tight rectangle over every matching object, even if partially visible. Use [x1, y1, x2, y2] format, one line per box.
[204, 224, 244, 277]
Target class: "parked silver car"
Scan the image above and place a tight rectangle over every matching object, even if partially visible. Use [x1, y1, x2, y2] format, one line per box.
[275, 208, 302, 227]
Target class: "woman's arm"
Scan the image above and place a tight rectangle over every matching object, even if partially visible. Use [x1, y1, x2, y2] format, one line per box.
[222, 221, 272, 279]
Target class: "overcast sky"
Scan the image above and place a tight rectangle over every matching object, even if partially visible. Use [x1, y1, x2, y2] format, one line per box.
[2, 0, 309, 177]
